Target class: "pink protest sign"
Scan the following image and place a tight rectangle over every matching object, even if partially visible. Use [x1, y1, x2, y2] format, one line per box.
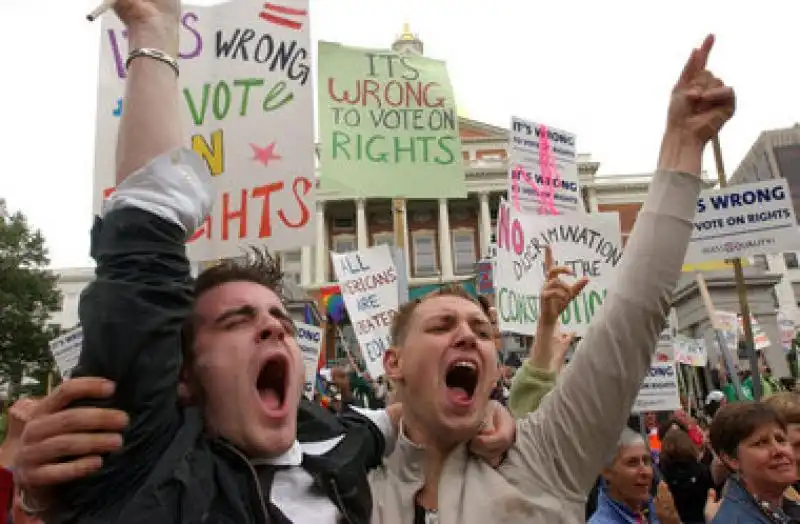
[508, 117, 581, 215]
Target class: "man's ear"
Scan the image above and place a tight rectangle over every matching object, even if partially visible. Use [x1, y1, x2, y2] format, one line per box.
[384, 347, 403, 382]
[178, 364, 198, 406]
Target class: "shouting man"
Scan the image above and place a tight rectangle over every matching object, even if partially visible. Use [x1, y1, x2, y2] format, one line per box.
[10, 0, 518, 522]
[369, 34, 735, 523]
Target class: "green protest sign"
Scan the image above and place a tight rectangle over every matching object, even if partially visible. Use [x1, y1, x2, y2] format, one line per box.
[318, 41, 466, 198]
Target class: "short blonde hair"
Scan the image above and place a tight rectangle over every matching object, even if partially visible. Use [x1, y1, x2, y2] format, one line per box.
[765, 392, 800, 425]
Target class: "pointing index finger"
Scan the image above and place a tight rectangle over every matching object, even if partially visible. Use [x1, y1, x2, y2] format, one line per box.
[678, 48, 698, 87]
[543, 244, 553, 273]
[695, 34, 715, 71]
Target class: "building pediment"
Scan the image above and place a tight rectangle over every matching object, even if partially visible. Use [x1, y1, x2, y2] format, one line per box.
[458, 117, 508, 140]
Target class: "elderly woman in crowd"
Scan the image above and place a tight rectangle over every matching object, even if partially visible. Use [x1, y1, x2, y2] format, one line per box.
[589, 428, 661, 523]
[708, 402, 800, 523]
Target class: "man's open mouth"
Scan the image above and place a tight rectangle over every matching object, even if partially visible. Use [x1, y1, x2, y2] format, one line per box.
[256, 356, 289, 413]
[445, 360, 479, 405]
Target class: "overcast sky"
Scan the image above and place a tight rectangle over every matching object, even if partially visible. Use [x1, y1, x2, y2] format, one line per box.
[1, 0, 798, 268]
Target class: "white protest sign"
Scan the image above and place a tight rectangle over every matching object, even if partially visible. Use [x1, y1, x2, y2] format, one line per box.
[710, 310, 740, 358]
[49, 326, 83, 378]
[736, 314, 771, 350]
[296, 322, 323, 400]
[779, 312, 795, 353]
[95, 0, 315, 259]
[655, 329, 674, 361]
[685, 179, 800, 264]
[331, 245, 399, 377]
[673, 336, 708, 367]
[507, 116, 580, 215]
[633, 361, 682, 413]
[494, 199, 622, 336]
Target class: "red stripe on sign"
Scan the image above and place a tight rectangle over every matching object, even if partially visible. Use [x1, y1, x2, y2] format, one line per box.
[264, 3, 307, 16]
[259, 12, 302, 29]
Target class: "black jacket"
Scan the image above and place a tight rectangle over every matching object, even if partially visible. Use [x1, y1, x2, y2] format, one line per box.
[659, 458, 714, 524]
[51, 208, 385, 524]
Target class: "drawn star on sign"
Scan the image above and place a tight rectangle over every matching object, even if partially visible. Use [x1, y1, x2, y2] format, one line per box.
[250, 141, 282, 167]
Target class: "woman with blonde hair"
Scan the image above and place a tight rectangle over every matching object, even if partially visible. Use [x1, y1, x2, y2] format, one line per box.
[765, 392, 800, 494]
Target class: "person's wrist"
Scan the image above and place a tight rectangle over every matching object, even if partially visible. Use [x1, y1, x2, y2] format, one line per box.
[535, 321, 557, 340]
[657, 129, 705, 176]
[0, 440, 20, 456]
[127, 19, 179, 57]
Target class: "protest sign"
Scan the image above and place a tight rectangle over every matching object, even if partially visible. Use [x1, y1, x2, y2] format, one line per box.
[632, 361, 681, 413]
[673, 336, 708, 367]
[737, 314, 771, 350]
[778, 312, 795, 353]
[655, 329, 674, 362]
[475, 260, 494, 295]
[331, 245, 399, 377]
[317, 41, 465, 198]
[709, 310, 740, 359]
[49, 326, 83, 378]
[494, 200, 622, 335]
[685, 179, 800, 264]
[95, 1, 315, 260]
[296, 322, 323, 400]
[507, 116, 580, 215]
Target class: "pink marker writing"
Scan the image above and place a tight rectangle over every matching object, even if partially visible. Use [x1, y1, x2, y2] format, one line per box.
[510, 124, 562, 215]
[536, 124, 560, 215]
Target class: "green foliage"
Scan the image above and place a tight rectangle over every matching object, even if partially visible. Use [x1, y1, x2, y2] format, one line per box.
[0, 199, 62, 400]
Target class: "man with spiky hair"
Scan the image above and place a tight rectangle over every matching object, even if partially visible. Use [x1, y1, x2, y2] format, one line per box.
[12, 1, 515, 522]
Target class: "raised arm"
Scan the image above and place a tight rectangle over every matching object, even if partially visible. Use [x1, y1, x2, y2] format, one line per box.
[511, 35, 735, 496]
[508, 247, 586, 418]
[43, 0, 212, 516]
[114, 0, 182, 182]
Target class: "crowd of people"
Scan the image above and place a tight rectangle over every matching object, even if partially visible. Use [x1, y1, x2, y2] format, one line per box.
[5, 0, 799, 522]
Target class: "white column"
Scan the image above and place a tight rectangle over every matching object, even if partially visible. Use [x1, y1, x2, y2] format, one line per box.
[399, 200, 411, 279]
[478, 192, 491, 258]
[587, 187, 599, 213]
[314, 201, 328, 283]
[300, 246, 312, 286]
[438, 198, 454, 279]
[356, 198, 368, 250]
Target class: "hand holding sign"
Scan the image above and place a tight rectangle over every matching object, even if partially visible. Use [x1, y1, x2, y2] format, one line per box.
[667, 35, 735, 146]
[111, 0, 181, 55]
[112, 0, 180, 26]
[539, 245, 589, 327]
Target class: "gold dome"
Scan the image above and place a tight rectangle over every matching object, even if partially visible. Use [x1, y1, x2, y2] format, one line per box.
[400, 22, 416, 41]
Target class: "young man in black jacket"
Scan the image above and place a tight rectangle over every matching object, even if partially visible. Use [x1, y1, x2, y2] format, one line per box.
[13, 1, 517, 521]
[11, 0, 396, 521]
